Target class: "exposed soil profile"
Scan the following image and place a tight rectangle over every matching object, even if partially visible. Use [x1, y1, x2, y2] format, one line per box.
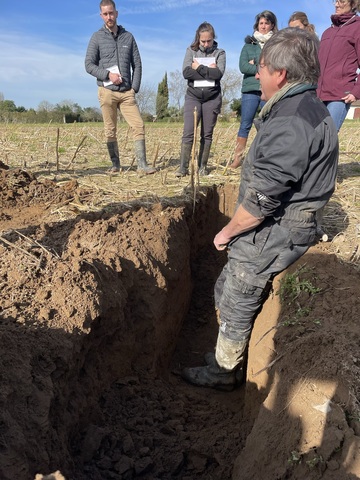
[0, 166, 359, 480]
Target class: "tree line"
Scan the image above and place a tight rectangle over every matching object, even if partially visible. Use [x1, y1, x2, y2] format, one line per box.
[0, 69, 243, 124]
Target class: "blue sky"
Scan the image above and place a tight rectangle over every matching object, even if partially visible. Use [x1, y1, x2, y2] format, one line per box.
[0, 0, 335, 110]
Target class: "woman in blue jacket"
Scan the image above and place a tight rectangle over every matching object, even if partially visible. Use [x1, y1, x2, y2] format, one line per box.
[230, 11, 278, 169]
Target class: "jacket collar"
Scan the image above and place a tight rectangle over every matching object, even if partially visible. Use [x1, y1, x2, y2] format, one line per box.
[331, 12, 357, 26]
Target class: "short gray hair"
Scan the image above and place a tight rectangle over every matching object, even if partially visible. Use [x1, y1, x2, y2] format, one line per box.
[260, 28, 320, 84]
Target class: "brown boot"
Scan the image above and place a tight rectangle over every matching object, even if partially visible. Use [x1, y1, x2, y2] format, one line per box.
[229, 137, 247, 169]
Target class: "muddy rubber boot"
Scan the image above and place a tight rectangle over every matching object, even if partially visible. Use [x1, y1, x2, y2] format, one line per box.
[204, 351, 245, 385]
[106, 141, 121, 172]
[198, 142, 211, 176]
[175, 143, 192, 177]
[229, 137, 247, 169]
[182, 332, 248, 390]
[134, 139, 157, 175]
[181, 362, 237, 391]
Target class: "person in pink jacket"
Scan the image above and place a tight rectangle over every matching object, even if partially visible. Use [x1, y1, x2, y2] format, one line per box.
[317, 0, 360, 131]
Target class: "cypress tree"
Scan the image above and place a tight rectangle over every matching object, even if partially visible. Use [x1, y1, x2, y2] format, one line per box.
[156, 72, 169, 119]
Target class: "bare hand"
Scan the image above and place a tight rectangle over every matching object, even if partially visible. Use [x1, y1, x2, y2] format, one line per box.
[342, 92, 356, 104]
[192, 59, 200, 70]
[109, 72, 122, 85]
[213, 230, 231, 251]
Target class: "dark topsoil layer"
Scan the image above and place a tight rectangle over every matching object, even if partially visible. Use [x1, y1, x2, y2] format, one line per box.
[0, 166, 359, 480]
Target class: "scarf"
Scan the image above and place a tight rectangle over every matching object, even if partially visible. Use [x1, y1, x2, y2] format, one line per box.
[330, 12, 356, 27]
[258, 82, 303, 120]
[253, 30, 273, 49]
[198, 40, 218, 54]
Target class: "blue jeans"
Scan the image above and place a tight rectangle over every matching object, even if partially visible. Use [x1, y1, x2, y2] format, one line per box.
[323, 101, 350, 132]
[238, 92, 266, 138]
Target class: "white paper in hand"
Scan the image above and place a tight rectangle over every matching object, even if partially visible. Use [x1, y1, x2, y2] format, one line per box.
[193, 57, 216, 88]
[104, 65, 120, 87]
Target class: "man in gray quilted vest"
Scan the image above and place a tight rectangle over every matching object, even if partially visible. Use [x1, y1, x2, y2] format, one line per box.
[85, 0, 156, 174]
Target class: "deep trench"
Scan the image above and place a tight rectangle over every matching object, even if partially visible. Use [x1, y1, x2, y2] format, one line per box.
[3, 175, 357, 480]
[43, 184, 265, 480]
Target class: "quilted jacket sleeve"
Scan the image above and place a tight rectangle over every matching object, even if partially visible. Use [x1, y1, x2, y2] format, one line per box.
[85, 32, 109, 82]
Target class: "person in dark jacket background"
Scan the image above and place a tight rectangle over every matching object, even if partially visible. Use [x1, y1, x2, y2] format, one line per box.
[85, 0, 156, 174]
[175, 22, 226, 177]
[229, 11, 278, 169]
[317, 0, 360, 131]
[182, 28, 338, 391]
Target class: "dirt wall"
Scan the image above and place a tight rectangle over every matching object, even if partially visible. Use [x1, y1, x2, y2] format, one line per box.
[0, 167, 359, 479]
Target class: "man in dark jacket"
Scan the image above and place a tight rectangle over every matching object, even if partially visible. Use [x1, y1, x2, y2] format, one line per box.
[182, 28, 339, 390]
[85, 0, 156, 174]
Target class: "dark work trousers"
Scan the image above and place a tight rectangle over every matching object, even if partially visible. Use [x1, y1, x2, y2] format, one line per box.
[182, 92, 222, 146]
[214, 218, 310, 342]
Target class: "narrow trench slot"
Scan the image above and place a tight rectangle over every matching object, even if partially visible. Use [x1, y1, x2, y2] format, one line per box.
[66, 184, 255, 480]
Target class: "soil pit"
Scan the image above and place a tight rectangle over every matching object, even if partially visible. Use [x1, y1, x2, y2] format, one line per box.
[0, 167, 360, 480]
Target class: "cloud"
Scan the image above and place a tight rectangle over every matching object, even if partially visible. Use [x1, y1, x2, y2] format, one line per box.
[0, 31, 85, 78]
[0, 31, 93, 108]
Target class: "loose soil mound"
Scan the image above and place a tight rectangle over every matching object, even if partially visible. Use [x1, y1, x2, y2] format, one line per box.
[0, 163, 359, 480]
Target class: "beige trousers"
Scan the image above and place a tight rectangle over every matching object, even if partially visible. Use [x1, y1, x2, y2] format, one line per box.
[98, 87, 145, 143]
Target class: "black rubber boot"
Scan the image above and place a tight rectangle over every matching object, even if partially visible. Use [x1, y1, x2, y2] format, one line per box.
[182, 332, 248, 390]
[198, 142, 211, 176]
[175, 143, 192, 177]
[204, 352, 244, 385]
[181, 361, 237, 391]
[134, 139, 157, 175]
[106, 141, 121, 172]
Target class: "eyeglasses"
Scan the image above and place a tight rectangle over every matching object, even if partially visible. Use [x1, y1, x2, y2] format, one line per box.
[332, 0, 349, 5]
[256, 63, 266, 74]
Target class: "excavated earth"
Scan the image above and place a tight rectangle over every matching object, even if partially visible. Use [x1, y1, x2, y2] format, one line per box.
[0, 164, 360, 480]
